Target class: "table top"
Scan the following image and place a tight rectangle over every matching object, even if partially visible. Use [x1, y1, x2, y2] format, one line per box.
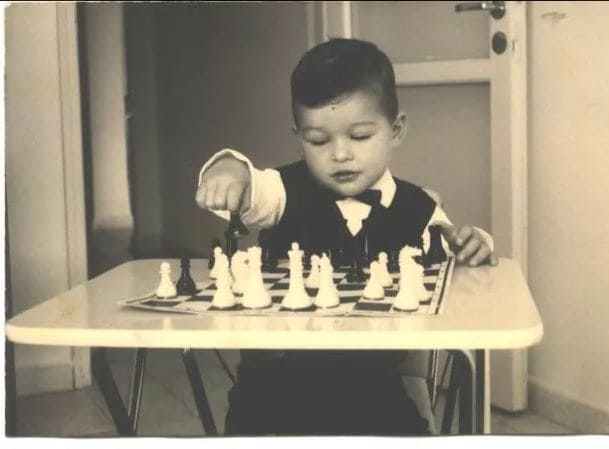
[6, 258, 543, 350]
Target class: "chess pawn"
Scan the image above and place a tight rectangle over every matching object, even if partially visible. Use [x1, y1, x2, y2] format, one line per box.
[314, 254, 339, 309]
[211, 262, 236, 309]
[156, 262, 177, 299]
[209, 247, 224, 279]
[305, 254, 321, 289]
[363, 261, 384, 299]
[282, 242, 313, 310]
[241, 246, 272, 309]
[176, 257, 197, 296]
[377, 252, 394, 288]
[231, 250, 249, 296]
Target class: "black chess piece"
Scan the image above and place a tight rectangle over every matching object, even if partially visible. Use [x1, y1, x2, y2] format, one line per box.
[328, 247, 341, 268]
[208, 238, 222, 270]
[414, 236, 427, 267]
[346, 255, 366, 283]
[303, 249, 312, 271]
[387, 249, 399, 273]
[225, 213, 249, 257]
[426, 224, 447, 265]
[259, 230, 277, 271]
[176, 257, 197, 295]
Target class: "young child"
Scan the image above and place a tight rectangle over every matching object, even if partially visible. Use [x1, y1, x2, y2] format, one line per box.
[196, 38, 497, 436]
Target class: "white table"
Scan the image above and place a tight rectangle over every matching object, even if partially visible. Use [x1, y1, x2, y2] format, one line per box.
[7, 258, 543, 435]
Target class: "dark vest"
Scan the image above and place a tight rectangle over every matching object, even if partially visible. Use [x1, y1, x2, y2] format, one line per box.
[258, 160, 436, 261]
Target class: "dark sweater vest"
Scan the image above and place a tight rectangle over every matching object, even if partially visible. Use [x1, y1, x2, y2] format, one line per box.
[258, 160, 436, 260]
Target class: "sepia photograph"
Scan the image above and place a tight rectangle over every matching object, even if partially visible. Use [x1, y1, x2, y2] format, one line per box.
[3, 0, 608, 442]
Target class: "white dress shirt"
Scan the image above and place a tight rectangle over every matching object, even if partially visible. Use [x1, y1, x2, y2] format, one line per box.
[198, 148, 494, 255]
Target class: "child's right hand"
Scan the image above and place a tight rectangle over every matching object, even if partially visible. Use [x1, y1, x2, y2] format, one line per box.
[195, 156, 251, 212]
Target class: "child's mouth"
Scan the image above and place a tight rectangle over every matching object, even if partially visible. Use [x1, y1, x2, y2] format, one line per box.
[331, 171, 360, 183]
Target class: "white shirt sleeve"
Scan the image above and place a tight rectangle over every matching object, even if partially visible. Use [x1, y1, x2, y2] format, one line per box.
[197, 148, 286, 228]
[422, 205, 495, 255]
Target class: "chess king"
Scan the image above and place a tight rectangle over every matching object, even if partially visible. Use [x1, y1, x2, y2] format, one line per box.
[195, 38, 497, 436]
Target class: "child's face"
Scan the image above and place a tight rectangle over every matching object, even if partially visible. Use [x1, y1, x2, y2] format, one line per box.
[295, 90, 405, 197]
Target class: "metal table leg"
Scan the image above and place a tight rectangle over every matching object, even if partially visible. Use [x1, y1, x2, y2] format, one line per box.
[182, 348, 218, 436]
[92, 348, 148, 436]
[440, 350, 486, 435]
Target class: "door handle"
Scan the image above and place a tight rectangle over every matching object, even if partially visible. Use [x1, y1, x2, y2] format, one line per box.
[455, 1, 505, 19]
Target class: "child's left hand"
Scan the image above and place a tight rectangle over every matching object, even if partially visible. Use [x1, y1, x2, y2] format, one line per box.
[437, 223, 498, 267]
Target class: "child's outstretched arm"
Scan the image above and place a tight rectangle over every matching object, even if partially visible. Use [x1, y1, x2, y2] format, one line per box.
[195, 149, 286, 228]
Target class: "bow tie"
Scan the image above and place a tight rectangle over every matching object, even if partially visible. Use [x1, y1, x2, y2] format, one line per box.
[333, 189, 382, 206]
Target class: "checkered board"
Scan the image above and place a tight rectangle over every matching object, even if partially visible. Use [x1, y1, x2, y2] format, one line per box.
[120, 257, 454, 317]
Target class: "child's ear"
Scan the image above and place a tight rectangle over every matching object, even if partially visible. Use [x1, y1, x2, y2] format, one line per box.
[391, 112, 407, 142]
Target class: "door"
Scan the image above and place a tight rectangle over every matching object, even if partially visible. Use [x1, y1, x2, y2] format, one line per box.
[312, 0, 528, 426]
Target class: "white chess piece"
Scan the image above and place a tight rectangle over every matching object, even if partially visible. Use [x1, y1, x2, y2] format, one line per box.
[281, 242, 313, 310]
[377, 252, 394, 288]
[241, 246, 272, 309]
[363, 261, 384, 299]
[394, 248, 419, 311]
[314, 253, 340, 309]
[211, 260, 236, 309]
[156, 262, 177, 298]
[399, 246, 430, 303]
[209, 247, 224, 279]
[231, 250, 249, 296]
[305, 254, 321, 289]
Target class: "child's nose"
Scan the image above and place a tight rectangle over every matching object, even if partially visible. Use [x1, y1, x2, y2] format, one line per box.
[331, 139, 354, 162]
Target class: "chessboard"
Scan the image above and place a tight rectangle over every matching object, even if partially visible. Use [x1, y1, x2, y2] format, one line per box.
[120, 257, 455, 317]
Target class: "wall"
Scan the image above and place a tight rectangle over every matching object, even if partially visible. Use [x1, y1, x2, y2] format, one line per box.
[148, 2, 308, 255]
[5, 3, 76, 394]
[528, 2, 609, 431]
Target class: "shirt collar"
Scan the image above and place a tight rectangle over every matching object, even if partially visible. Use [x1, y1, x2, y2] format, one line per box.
[371, 169, 396, 208]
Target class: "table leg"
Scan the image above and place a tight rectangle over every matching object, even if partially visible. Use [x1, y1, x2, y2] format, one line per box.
[181, 349, 218, 436]
[92, 348, 148, 436]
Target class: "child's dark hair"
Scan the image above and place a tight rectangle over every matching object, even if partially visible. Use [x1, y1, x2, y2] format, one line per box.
[290, 38, 398, 125]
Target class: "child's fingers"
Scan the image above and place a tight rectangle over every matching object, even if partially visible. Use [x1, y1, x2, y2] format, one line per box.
[468, 244, 490, 266]
[226, 183, 245, 212]
[456, 236, 480, 263]
[204, 182, 220, 210]
[454, 226, 473, 246]
[211, 181, 230, 210]
[195, 183, 207, 209]
[434, 221, 457, 242]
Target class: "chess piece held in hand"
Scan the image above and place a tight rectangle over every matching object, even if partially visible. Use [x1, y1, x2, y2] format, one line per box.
[156, 262, 177, 299]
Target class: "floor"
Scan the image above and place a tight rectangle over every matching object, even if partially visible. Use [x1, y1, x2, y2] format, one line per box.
[14, 349, 575, 437]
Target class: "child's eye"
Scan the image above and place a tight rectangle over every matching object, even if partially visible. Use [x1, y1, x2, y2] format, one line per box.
[308, 140, 329, 146]
[351, 134, 372, 141]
